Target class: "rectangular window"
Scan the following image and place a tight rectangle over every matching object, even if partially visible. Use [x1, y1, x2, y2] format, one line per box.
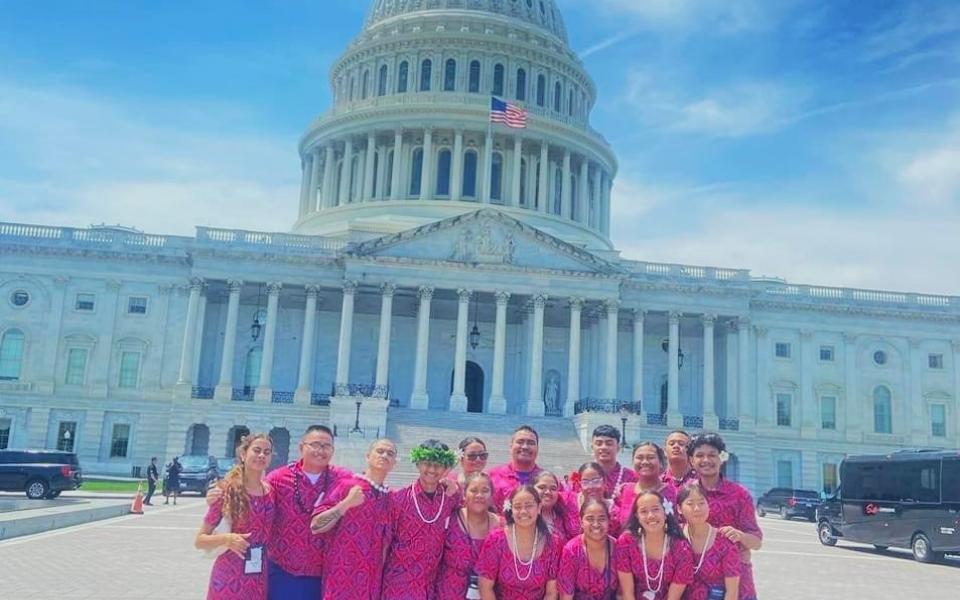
[118, 352, 140, 389]
[821, 396, 837, 430]
[928, 353, 944, 369]
[776, 460, 794, 488]
[75, 293, 96, 311]
[65, 348, 88, 385]
[109, 424, 130, 458]
[57, 422, 76, 452]
[943, 459, 960, 503]
[776, 393, 792, 427]
[819, 345, 834, 361]
[0, 418, 10, 450]
[931, 404, 947, 437]
[127, 296, 147, 315]
[822, 463, 838, 496]
[775, 342, 791, 358]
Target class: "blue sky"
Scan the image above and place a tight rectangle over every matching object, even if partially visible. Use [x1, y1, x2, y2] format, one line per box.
[1, 0, 958, 294]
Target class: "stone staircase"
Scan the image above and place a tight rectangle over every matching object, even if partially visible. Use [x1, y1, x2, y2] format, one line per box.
[383, 408, 591, 487]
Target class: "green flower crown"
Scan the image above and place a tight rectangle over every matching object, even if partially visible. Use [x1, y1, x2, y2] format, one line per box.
[409, 446, 457, 468]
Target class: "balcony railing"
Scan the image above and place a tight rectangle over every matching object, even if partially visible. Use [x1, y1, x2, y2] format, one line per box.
[683, 415, 704, 429]
[332, 383, 389, 399]
[310, 393, 331, 406]
[231, 388, 255, 402]
[623, 260, 751, 283]
[646, 413, 667, 426]
[271, 391, 295, 404]
[719, 418, 740, 432]
[196, 226, 348, 254]
[191, 386, 215, 400]
[573, 399, 642, 415]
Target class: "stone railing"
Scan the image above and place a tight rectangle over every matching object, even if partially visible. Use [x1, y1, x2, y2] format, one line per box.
[0, 222, 179, 251]
[196, 227, 349, 254]
[755, 281, 958, 313]
[332, 382, 390, 399]
[622, 260, 752, 283]
[573, 398, 642, 415]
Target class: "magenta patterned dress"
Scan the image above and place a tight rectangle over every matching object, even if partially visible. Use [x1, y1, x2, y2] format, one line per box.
[382, 481, 460, 600]
[605, 463, 638, 501]
[684, 534, 741, 600]
[435, 512, 495, 600]
[475, 528, 560, 600]
[313, 476, 392, 600]
[615, 531, 694, 600]
[698, 479, 762, 600]
[489, 463, 543, 512]
[203, 491, 276, 600]
[557, 535, 619, 600]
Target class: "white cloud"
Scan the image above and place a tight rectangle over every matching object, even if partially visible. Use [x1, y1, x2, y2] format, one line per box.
[896, 121, 960, 209]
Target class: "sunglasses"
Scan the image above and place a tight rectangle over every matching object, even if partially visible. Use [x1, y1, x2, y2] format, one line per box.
[464, 452, 489, 461]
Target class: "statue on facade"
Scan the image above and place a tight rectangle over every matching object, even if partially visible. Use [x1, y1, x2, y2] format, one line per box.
[543, 371, 561, 414]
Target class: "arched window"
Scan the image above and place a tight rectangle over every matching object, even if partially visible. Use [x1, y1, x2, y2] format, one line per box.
[397, 61, 409, 93]
[377, 65, 388, 96]
[384, 150, 394, 197]
[873, 386, 892, 434]
[568, 88, 575, 116]
[554, 82, 562, 112]
[490, 152, 504, 202]
[0, 328, 25, 380]
[536, 74, 546, 106]
[409, 148, 424, 196]
[553, 166, 562, 214]
[349, 75, 355, 101]
[444, 59, 457, 91]
[462, 151, 478, 198]
[469, 60, 481, 93]
[371, 152, 380, 199]
[516, 68, 527, 101]
[436, 149, 452, 196]
[243, 347, 262, 395]
[519, 158, 528, 206]
[361, 70, 369, 99]
[493, 63, 505, 96]
[420, 59, 432, 91]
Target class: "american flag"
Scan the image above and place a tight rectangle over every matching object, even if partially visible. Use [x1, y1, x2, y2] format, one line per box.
[490, 96, 528, 129]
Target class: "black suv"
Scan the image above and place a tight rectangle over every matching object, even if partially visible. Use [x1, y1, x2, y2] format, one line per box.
[0, 449, 83, 499]
[756, 487, 821, 521]
[176, 455, 219, 495]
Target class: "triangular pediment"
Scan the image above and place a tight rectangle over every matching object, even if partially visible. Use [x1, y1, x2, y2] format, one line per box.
[345, 209, 621, 275]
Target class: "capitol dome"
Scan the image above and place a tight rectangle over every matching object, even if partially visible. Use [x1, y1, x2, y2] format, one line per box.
[293, 0, 617, 251]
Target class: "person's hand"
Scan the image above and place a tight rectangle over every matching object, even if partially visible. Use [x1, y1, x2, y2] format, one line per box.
[225, 532, 251, 558]
[719, 526, 744, 544]
[206, 486, 223, 506]
[343, 486, 365, 510]
[440, 478, 460, 498]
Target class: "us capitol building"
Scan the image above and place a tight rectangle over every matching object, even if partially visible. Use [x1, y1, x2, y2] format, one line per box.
[1, 0, 958, 494]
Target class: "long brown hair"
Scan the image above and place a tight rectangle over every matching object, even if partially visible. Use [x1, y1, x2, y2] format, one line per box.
[221, 432, 271, 524]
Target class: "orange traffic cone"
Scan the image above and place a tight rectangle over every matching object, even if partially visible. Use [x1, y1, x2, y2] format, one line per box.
[130, 481, 145, 514]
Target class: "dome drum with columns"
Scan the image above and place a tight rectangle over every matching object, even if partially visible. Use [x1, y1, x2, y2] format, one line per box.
[294, 0, 617, 252]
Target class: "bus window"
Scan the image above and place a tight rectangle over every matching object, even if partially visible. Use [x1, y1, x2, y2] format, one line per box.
[943, 459, 960, 502]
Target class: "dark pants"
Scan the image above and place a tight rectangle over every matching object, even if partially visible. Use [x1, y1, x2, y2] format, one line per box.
[144, 481, 156, 504]
[267, 560, 322, 600]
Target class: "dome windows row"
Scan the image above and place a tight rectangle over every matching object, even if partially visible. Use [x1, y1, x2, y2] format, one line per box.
[366, 0, 568, 42]
[333, 55, 591, 123]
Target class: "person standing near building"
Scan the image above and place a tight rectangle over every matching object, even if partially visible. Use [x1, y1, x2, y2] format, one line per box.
[489, 426, 543, 511]
[588, 425, 637, 500]
[164, 456, 182, 505]
[450, 437, 489, 486]
[436, 472, 501, 600]
[615, 442, 677, 530]
[661, 431, 695, 491]
[144, 457, 159, 506]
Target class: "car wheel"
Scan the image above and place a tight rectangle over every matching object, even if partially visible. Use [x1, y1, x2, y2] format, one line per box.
[911, 533, 939, 563]
[817, 522, 837, 546]
[26, 478, 50, 500]
[757, 505, 766, 517]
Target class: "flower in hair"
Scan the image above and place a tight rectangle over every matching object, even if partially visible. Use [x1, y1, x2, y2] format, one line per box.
[409, 445, 458, 468]
[663, 499, 675, 517]
[719, 451, 730, 464]
[569, 471, 582, 492]
[503, 499, 512, 512]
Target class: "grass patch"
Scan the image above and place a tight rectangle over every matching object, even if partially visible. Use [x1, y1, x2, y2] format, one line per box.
[80, 479, 144, 493]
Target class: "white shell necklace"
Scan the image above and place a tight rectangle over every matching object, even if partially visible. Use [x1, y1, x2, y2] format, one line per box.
[411, 484, 445, 524]
[641, 533, 669, 594]
[610, 464, 626, 498]
[511, 524, 540, 582]
[360, 475, 389, 495]
[690, 525, 716, 575]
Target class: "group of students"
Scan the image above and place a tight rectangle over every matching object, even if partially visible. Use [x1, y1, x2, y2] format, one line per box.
[194, 423, 763, 600]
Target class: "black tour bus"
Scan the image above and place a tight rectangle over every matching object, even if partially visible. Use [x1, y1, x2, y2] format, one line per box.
[816, 449, 960, 562]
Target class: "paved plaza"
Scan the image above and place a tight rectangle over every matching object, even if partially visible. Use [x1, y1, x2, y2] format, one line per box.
[0, 502, 957, 599]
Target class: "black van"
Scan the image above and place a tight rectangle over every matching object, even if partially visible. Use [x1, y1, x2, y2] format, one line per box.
[816, 449, 960, 563]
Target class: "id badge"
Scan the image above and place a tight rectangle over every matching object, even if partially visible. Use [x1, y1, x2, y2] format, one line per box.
[707, 585, 725, 600]
[466, 574, 481, 600]
[243, 545, 264, 575]
[642, 591, 657, 600]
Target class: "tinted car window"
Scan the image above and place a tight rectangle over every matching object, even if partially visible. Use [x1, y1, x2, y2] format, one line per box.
[943, 459, 960, 503]
[794, 490, 821, 499]
[180, 456, 212, 470]
[899, 460, 940, 503]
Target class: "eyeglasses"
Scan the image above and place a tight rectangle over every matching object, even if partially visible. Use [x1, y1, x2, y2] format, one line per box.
[304, 442, 334, 452]
[464, 452, 489, 461]
[581, 477, 605, 487]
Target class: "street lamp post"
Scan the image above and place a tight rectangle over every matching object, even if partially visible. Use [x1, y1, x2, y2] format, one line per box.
[619, 404, 630, 459]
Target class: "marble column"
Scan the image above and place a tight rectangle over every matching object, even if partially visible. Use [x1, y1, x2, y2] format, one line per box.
[632, 309, 645, 409]
[335, 281, 357, 389]
[322, 144, 335, 208]
[754, 325, 769, 425]
[339, 137, 354, 206]
[191, 286, 208, 383]
[702, 314, 718, 429]
[421, 128, 434, 201]
[604, 300, 619, 400]
[410, 286, 434, 409]
[489, 291, 510, 415]
[843, 333, 860, 440]
[667, 311, 682, 426]
[526, 293, 547, 416]
[561, 150, 572, 220]
[298, 154, 313, 217]
[363, 133, 376, 201]
[176, 277, 204, 387]
[374, 283, 395, 389]
[578, 159, 589, 224]
[510, 135, 523, 207]
[738, 317, 753, 425]
[451, 130, 464, 202]
[538, 141, 549, 213]
[294, 285, 320, 404]
[390, 130, 403, 201]
[450, 288, 471, 412]
[254, 282, 281, 402]
[800, 329, 817, 434]
[482, 129, 494, 203]
[564, 298, 583, 417]
[591, 165, 602, 229]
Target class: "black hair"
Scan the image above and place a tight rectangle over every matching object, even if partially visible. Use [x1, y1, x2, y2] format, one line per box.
[304, 424, 334, 439]
[624, 489, 684, 541]
[676, 482, 708, 507]
[579, 497, 611, 519]
[420, 439, 450, 452]
[150, 456, 157, 462]
[533, 471, 567, 522]
[458, 436, 486, 451]
[666, 429, 690, 440]
[632, 441, 667, 470]
[503, 484, 552, 540]
[686, 432, 726, 457]
[513, 425, 539, 443]
[578, 461, 605, 477]
[592, 424, 621, 443]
